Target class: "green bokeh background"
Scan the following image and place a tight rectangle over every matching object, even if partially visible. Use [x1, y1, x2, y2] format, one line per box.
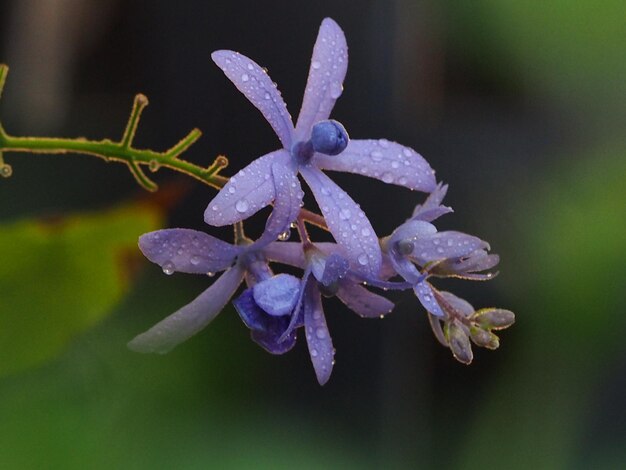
[1, 1, 624, 468]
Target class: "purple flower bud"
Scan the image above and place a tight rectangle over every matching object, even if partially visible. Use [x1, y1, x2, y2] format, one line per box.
[472, 308, 515, 330]
[469, 325, 500, 349]
[310, 119, 349, 155]
[445, 320, 473, 364]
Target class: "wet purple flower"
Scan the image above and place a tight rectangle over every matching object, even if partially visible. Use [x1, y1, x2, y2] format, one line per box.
[204, 18, 437, 277]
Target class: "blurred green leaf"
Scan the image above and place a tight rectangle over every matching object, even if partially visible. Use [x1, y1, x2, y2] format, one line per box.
[0, 202, 163, 377]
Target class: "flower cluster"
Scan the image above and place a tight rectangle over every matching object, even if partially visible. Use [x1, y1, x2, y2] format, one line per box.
[129, 18, 514, 384]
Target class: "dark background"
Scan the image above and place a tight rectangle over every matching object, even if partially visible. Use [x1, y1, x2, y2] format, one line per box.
[1, 1, 624, 468]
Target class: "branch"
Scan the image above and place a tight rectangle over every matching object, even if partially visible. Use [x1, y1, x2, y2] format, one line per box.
[0, 64, 228, 191]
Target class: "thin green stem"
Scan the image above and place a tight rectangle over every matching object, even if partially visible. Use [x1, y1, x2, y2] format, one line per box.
[0, 63, 228, 189]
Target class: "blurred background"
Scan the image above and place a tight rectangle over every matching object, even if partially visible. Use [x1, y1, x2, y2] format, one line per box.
[1, 0, 625, 468]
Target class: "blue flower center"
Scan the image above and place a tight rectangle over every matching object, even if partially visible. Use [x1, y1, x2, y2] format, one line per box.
[291, 119, 349, 165]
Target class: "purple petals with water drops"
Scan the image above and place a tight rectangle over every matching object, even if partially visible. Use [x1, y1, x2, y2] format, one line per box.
[336, 282, 394, 318]
[411, 183, 453, 222]
[139, 229, 240, 275]
[128, 265, 245, 354]
[204, 149, 290, 227]
[315, 139, 437, 192]
[211, 50, 294, 148]
[319, 253, 350, 286]
[433, 249, 500, 280]
[303, 283, 334, 385]
[295, 18, 348, 141]
[414, 281, 444, 317]
[438, 291, 474, 318]
[252, 273, 301, 316]
[234, 288, 297, 354]
[263, 242, 306, 268]
[411, 231, 489, 266]
[300, 166, 381, 277]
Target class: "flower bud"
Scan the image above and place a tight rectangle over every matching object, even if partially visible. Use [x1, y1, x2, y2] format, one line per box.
[311, 120, 349, 155]
[444, 320, 473, 364]
[472, 308, 515, 330]
[469, 326, 500, 350]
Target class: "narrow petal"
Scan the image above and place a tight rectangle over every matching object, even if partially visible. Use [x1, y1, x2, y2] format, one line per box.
[300, 166, 381, 277]
[314, 139, 437, 192]
[438, 291, 474, 318]
[212, 50, 294, 148]
[414, 281, 444, 317]
[204, 150, 291, 226]
[320, 253, 349, 286]
[411, 231, 489, 265]
[263, 242, 306, 268]
[295, 18, 348, 141]
[336, 282, 394, 318]
[249, 161, 303, 248]
[128, 266, 245, 354]
[279, 266, 312, 342]
[139, 229, 239, 275]
[303, 284, 334, 385]
[411, 183, 453, 222]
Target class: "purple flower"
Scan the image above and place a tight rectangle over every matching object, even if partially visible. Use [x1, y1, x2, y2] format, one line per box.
[263, 241, 395, 384]
[204, 18, 437, 278]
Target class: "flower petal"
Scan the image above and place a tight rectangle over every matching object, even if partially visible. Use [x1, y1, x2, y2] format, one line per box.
[138, 229, 239, 275]
[303, 284, 334, 385]
[336, 282, 394, 318]
[321, 253, 350, 286]
[414, 281, 444, 317]
[411, 231, 489, 265]
[295, 18, 348, 141]
[300, 166, 381, 277]
[439, 291, 474, 318]
[252, 273, 301, 316]
[204, 149, 291, 226]
[263, 242, 306, 268]
[250, 161, 303, 248]
[128, 265, 245, 354]
[211, 50, 294, 148]
[314, 139, 437, 192]
[411, 183, 453, 222]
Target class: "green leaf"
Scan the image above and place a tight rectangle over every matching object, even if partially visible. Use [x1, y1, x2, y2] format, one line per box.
[0, 202, 163, 377]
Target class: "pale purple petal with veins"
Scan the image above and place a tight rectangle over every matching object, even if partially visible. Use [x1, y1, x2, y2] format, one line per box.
[249, 161, 303, 248]
[295, 18, 348, 141]
[314, 139, 437, 192]
[204, 149, 291, 227]
[303, 283, 334, 385]
[139, 229, 240, 274]
[128, 265, 245, 354]
[411, 231, 489, 265]
[300, 166, 381, 277]
[212, 50, 294, 148]
[264, 242, 306, 268]
[336, 282, 394, 318]
[414, 281, 444, 317]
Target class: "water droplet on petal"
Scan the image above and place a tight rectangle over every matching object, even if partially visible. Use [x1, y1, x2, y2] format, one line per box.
[330, 81, 343, 99]
[207, 271, 215, 277]
[277, 230, 291, 241]
[378, 139, 390, 148]
[235, 199, 249, 213]
[403, 148, 412, 157]
[391, 161, 400, 169]
[315, 328, 327, 339]
[311, 61, 321, 69]
[339, 209, 351, 220]
[241, 73, 249, 82]
[321, 186, 330, 196]
[370, 150, 383, 162]
[190, 256, 201, 266]
[398, 176, 408, 185]
[162, 261, 175, 275]
[358, 254, 368, 265]
[382, 172, 394, 183]
[361, 228, 371, 237]
[311, 349, 318, 357]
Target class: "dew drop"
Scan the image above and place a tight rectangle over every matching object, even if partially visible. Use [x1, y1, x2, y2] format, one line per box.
[264, 92, 271, 100]
[311, 61, 321, 69]
[361, 227, 371, 237]
[381, 172, 394, 183]
[311, 349, 319, 357]
[358, 253, 368, 265]
[162, 261, 175, 275]
[277, 230, 291, 241]
[321, 186, 330, 196]
[190, 256, 201, 266]
[378, 139, 390, 148]
[228, 186, 236, 194]
[398, 176, 408, 185]
[339, 209, 351, 220]
[247, 63, 254, 70]
[207, 271, 215, 277]
[436, 247, 444, 254]
[0, 164, 13, 178]
[241, 73, 249, 82]
[403, 148, 412, 157]
[315, 328, 327, 339]
[235, 199, 249, 213]
[148, 160, 160, 172]
[391, 161, 400, 169]
[330, 81, 343, 99]
[370, 150, 383, 162]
